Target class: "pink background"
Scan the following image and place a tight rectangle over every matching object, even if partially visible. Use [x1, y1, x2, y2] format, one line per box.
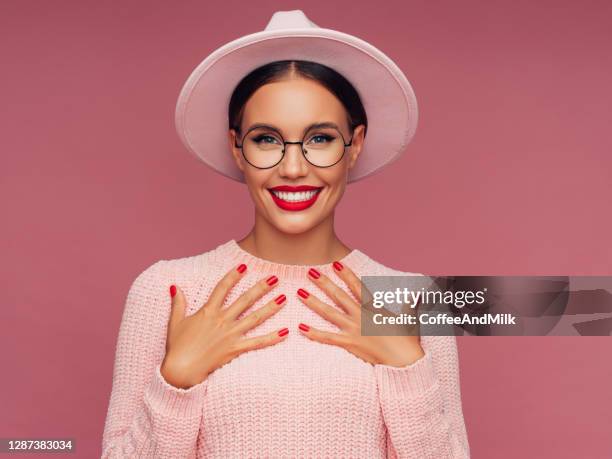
[2, 1, 611, 457]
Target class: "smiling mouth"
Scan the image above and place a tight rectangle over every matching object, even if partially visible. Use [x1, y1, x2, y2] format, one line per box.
[269, 189, 321, 202]
[267, 186, 323, 211]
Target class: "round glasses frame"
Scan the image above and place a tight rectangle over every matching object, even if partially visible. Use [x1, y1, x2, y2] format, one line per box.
[234, 125, 354, 170]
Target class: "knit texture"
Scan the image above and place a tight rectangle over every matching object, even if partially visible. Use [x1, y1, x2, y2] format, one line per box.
[101, 239, 470, 458]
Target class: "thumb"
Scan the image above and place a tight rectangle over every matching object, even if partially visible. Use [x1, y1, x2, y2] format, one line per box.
[168, 284, 187, 334]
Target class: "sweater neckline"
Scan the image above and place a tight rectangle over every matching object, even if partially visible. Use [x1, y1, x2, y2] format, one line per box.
[215, 239, 370, 279]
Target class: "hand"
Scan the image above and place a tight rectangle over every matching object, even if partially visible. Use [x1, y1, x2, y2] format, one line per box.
[160, 264, 288, 389]
[297, 263, 425, 368]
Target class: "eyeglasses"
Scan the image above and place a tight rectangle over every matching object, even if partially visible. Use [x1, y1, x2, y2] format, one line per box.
[234, 124, 353, 169]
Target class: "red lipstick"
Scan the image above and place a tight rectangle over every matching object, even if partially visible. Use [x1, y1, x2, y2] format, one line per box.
[268, 185, 323, 211]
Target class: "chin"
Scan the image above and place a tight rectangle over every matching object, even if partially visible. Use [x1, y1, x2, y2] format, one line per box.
[268, 215, 320, 235]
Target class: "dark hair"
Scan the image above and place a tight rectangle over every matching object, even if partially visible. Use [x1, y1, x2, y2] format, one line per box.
[228, 60, 368, 138]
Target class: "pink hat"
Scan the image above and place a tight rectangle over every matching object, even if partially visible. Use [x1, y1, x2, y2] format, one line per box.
[175, 9, 418, 184]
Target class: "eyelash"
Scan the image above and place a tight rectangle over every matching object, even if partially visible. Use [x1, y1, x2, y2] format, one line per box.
[252, 134, 334, 144]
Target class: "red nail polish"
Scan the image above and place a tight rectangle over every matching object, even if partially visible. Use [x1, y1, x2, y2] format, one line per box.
[170, 285, 177, 298]
[298, 323, 310, 332]
[333, 261, 343, 271]
[308, 268, 320, 279]
[237, 263, 247, 273]
[266, 275, 278, 286]
[278, 327, 289, 337]
[274, 294, 286, 304]
[297, 288, 309, 299]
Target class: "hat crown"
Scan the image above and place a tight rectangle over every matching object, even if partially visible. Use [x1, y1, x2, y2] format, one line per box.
[264, 10, 319, 31]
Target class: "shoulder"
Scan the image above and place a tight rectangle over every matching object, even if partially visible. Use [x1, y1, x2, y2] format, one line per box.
[356, 250, 435, 312]
[128, 240, 233, 294]
[355, 249, 426, 278]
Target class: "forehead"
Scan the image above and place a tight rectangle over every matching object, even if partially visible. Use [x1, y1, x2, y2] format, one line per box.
[240, 78, 349, 134]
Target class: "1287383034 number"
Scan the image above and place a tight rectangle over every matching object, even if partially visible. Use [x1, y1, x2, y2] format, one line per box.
[0, 438, 75, 454]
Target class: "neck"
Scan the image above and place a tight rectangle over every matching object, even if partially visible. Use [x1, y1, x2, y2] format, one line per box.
[236, 210, 352, 266]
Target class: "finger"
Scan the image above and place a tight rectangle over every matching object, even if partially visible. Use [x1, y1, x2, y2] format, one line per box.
[307, 268, 360, 316]
[204, 263, 248, 313]
[233, 326, 290, 354]
[168, 284, 187, 336]
[224, 274, 279, 320]
[296, 288, 354, 330]
[297, 322, 352, 348]
[232, 293, 287, 335]
[299, 322, 375, 364]
[331, 260, 374, 307]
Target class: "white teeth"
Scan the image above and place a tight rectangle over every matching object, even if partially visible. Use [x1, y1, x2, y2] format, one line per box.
[271, 189, 321, 202]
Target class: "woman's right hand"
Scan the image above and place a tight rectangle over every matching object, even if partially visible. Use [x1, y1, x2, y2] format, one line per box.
[160, 264, 287, 389]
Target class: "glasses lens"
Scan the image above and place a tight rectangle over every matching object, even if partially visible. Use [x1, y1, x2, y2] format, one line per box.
[302, 127, 346, 167]
[242, 127, 284, 168]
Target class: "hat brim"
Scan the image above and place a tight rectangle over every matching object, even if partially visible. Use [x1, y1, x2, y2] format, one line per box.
[175, 27, 418, 184]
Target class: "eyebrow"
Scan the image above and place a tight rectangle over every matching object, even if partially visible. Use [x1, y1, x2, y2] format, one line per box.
[243, 122, 342, 137]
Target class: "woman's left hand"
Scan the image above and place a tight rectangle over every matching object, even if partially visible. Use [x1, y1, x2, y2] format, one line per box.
[297, 263, 425, 368]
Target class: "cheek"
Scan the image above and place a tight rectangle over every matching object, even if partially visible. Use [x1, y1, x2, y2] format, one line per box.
[321, 169, 349, 196]
[243, 176, 270, 206]
[315, 181, 347, 212]
[327, 183, 347, 204]
[243, 168, 270, 189]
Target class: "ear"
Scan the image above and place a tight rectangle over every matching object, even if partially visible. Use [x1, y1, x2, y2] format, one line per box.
[228, 129, 245, 173]
[347, 124, 366, 170]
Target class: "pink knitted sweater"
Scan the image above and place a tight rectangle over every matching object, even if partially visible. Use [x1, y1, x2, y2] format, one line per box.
[101, 239, 470, 458]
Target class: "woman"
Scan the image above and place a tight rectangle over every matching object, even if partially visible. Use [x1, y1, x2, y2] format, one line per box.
[102, 10, 470, 458]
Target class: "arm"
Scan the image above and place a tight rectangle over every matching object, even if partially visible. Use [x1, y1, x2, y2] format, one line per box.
[374, 334, 471, 459]
[101, 260, 208, 458]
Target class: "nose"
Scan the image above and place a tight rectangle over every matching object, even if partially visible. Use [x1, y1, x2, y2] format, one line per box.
[277, 142, 309, 179]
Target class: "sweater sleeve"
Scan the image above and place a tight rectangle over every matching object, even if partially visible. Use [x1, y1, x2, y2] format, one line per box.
[374, 334, 471, 459]
[101, 260, 208, 458]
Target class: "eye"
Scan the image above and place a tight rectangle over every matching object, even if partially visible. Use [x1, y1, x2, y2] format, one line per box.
[252, 134, 281, 145]
[308, 134, 334, 144]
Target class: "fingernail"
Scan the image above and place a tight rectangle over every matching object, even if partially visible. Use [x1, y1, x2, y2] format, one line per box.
[237, 263, 247, 273]
[308, 268, 320, 279]
[266, 275, 278, 286]
[297, 288, 309, 299]
[170, 285, 177, 298]
[274, 294, 286, 304]
[298, 323, 310, 332]
[333, 261, 343, 271]
[278, 327, 289, 337]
